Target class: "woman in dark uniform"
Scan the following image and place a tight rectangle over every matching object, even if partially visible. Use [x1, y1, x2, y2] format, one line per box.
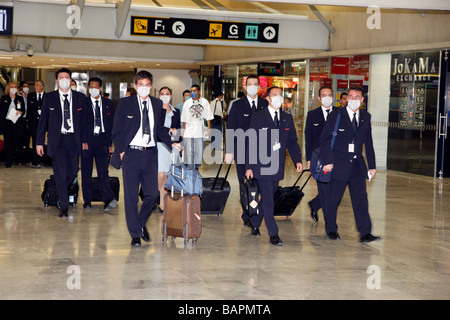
[0, 82, 25, 168]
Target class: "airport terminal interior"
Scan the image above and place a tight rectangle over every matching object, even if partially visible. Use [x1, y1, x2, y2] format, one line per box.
[0, 158, 449, 300]
[0, 0, 450, 301]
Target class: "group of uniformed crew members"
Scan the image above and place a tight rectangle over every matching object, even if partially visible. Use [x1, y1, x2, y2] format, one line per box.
[0, 67, 381, 247]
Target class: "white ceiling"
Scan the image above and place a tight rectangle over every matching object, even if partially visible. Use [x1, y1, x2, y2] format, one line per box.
[2, 0, 449, 72]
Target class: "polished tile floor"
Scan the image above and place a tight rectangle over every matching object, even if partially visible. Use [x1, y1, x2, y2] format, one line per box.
[0, 159, 449, 300]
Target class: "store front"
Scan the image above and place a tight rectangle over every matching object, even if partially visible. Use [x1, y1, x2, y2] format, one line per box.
[201, 60, 307, 145]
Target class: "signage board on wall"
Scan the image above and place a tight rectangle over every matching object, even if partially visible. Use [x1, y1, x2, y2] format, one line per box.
[257, 62, 282, 76]
[0, 6, 12, 36]
[389, 51, 439, 130]
[131, 16, 278, 43]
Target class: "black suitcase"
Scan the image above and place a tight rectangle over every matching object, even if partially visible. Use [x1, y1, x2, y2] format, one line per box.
[200, 163, 231, 216]
[240, 176, 260, 217]
[274, 169, 311, 217]
[91, 177, 120, 202]
[41, 175, 79, 208]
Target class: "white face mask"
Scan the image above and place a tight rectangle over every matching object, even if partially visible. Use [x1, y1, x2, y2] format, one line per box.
[22, 87, 29, 94]
[9, 88, 18, 95]
[321, 96, 333, 108]
[270, 95, 283, 109]
[58, 78, 71, 90]
[137, 86, 151, 98]
[89, 88, 100, 98]
[70, 85, 77, 91]
[246, 85, 259, 96]
[348, 99, 361, 111]
[160, 95, 171, 104]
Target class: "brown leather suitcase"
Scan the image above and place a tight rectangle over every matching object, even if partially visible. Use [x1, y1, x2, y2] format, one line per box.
[162, 192, 201, 245]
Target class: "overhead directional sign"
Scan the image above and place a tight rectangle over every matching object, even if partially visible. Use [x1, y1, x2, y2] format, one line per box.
[131, 16, 279, 43]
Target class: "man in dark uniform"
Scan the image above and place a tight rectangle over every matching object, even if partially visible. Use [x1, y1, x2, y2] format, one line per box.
[245, 86, 303, 246]
[225, 75, 268, 227]
[319, 86, 380, 243]
[304, 86, 334, 222]
[37, 68, 87, 218]
[81, 77, 117, 212]
[110, 70, 179, 247]
[27, 80, 46, 168]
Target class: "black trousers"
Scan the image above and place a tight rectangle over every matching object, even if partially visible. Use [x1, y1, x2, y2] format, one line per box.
[81, 135, 115, 203]
[235, 163, 248, 221]
[251, 177, 279, 236]
[3, 120, 19, 167]
[324, 161, 372, 237]
[52, 134, 79, 210]
[121, 147, 159, 239]
[309, 181, 328, 213]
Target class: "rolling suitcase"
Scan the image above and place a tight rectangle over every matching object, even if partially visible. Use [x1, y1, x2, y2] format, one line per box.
[162, 192, 201, 245]
[162, 149, 202, 245]
[274, 169, 311, 217]
[200, 163, 231, 216]
[41, 175, 79, 208]
[91, 177, 120, 202]
[240, 176, 260, 217]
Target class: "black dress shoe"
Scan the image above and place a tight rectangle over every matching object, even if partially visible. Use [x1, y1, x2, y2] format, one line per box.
[131, 238, 141, 247]
[310, 208, 319, 222]
[83, 202, 91, 209]
[360, 233, 381, 243]
[327, 231, 341, 240]
[251, 227, 261, 237]
[58, 209, 68, 218]
[141, 226, 150, 242]
[270, 234, 283, 246]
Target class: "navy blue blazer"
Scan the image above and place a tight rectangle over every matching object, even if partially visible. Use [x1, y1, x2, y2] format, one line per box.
[85, 96, 115, 147]
[165, 107, 181, 143]
[225, 96, 268, 157]
[36, 90, 87, 157]
[319, 108, 376, 181]
[0, 95, 26, 132]
[26, 91, 46, 131]
[110, 95, 172, 169]
[304, 106, 328, 162]
[245, 107, 302, 181]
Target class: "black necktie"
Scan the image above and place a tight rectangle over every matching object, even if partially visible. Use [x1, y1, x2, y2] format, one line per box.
[94, 100, 102, 133]
[37, 94, 42, 107]
[352, 112, 357, 134]
[326, 109, 330, 120]
[142, 100, 151, 143]
[252, 100, 256, 113]
[63, 94, 70, 131]
[274, 111, 279, 129]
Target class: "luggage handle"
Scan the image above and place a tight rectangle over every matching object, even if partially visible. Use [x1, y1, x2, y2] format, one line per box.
[211, 162, 232, 190]
[171, 148, 184, 198]
[291, 169, 311, 191]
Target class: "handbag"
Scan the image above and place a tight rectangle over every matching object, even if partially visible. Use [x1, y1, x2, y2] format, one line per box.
[310, 111, 341, 183]
[164, 150, 203, 196]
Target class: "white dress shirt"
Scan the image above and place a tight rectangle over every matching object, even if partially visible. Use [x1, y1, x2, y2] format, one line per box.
[129, 95, 155, 147]
[90, 96, 105, 134]
[59, 89, 74, 134]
